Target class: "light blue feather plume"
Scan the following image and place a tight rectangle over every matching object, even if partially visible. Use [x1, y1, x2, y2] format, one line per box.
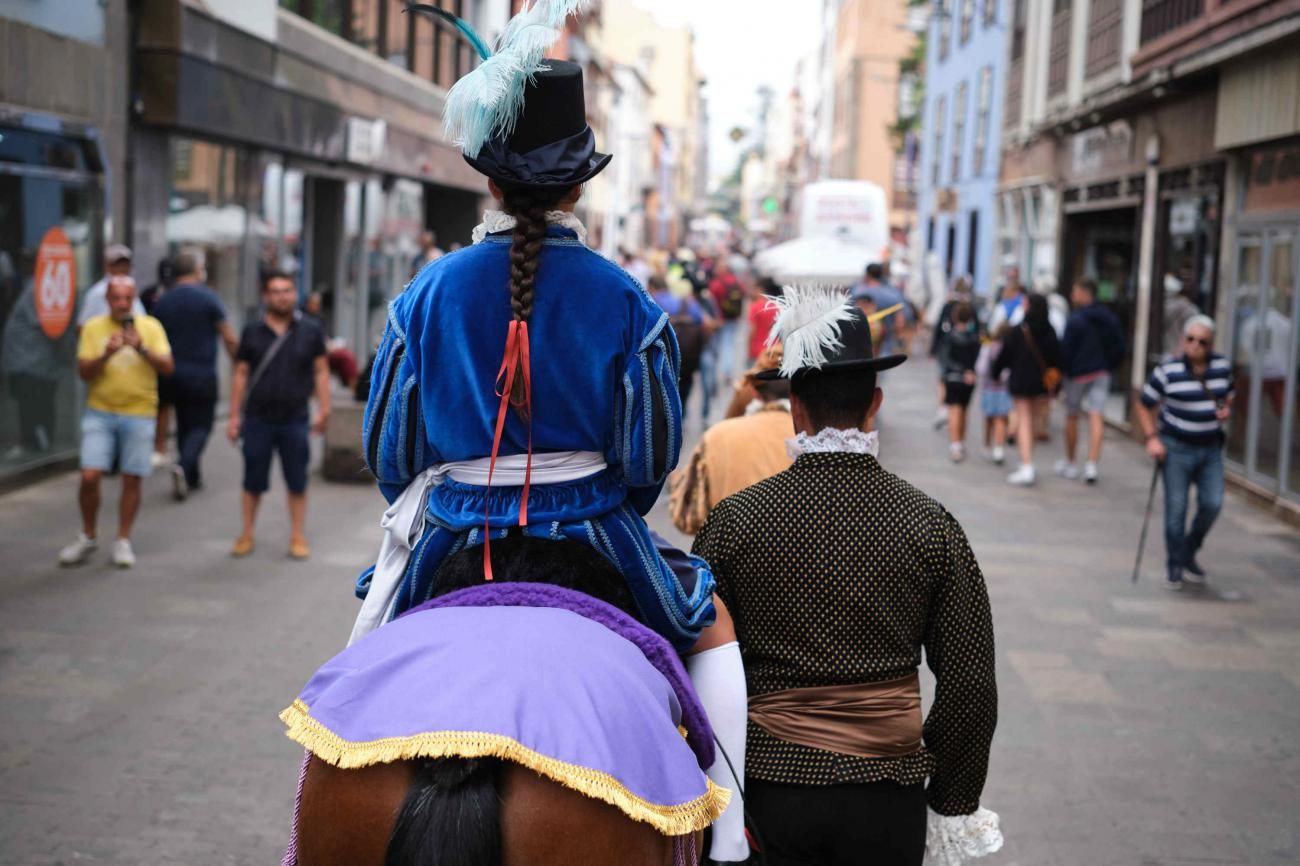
[440, 0, 591, 157]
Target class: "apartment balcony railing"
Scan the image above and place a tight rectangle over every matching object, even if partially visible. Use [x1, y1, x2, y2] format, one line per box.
[1139, 0, 1205, 44]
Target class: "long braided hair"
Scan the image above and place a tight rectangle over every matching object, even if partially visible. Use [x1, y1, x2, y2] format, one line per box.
[501, 185, 571, 412]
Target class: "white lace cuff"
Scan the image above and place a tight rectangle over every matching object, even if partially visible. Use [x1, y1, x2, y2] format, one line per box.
[925, 807, 1003, 866]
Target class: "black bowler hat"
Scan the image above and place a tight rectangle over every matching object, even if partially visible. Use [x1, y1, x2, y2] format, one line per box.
[754, 287, 907, 380]
[464, 61, 612, 192]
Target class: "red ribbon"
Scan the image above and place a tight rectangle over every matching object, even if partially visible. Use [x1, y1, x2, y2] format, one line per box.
[483, 319, 533, 581]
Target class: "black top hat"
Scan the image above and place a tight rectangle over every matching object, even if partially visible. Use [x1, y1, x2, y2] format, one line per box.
[755, 306, 907, 380]
[464, 61, 612, 192]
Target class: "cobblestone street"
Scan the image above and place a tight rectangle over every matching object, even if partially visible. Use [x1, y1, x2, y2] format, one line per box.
[1, 358, 1298, 865]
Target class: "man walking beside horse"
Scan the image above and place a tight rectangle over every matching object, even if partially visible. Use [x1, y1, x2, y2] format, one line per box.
[692, 287, 1001, 866]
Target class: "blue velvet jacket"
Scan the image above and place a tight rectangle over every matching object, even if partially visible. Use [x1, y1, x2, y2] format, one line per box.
[363, 226, 682, 524]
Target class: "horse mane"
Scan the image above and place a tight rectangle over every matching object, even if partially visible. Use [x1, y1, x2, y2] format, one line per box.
[385, 758, 501, 866]
[431, 534, 640, 618]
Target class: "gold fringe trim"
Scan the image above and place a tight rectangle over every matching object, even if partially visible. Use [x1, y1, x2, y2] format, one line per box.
[279, 699, 730, 836]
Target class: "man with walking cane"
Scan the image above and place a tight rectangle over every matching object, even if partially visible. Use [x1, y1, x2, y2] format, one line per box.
[1134, 315, 1234, 591]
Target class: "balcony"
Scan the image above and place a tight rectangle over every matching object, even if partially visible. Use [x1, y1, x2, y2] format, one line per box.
[1131, 0, 1299, 80]
[1140, 0, 1204, 45]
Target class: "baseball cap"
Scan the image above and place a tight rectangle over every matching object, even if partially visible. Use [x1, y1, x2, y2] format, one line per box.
[105, 243, 133, 264]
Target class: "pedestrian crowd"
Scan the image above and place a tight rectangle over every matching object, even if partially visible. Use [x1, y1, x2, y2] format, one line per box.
[927, 263, 1234, 590]
[57, 245, 329, 569]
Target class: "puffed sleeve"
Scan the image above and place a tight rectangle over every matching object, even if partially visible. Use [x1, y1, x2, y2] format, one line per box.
[617, 310, 684, 515]
[362, 297, 429, 504]
[921, 506, 998, 817]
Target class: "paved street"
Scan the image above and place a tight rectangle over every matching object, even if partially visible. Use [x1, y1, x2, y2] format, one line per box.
[2, 358, 1299, 865]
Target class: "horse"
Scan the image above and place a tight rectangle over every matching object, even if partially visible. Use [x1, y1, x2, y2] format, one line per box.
[282, 537, 726, 866]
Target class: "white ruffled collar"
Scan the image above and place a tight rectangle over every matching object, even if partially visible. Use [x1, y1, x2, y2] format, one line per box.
[471, 209, 588, 246]
[786, 427, 880, 459]
[744, 398, 791, 416]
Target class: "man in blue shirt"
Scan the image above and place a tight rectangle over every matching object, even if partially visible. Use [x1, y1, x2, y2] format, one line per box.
[851, 263, 913, 356]
[152, 251, 238, 499]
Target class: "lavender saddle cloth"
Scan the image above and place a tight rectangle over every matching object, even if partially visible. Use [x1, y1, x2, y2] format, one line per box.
[280, 583, 728, 836]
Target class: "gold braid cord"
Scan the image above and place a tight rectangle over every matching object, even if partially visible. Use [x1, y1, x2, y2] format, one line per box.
[280, 699, 730, 837]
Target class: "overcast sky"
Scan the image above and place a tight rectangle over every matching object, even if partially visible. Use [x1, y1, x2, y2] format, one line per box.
[637, 0, 823, 188]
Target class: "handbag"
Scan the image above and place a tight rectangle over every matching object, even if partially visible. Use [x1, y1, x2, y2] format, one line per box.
[1022, 325, 1062, 392]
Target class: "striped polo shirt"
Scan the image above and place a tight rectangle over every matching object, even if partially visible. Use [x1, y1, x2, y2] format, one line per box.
[1141, 353, 1234, 446]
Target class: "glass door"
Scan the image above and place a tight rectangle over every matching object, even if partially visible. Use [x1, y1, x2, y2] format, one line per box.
[1226, 235, 1262, 468]
[1229, 229, 1300, 492]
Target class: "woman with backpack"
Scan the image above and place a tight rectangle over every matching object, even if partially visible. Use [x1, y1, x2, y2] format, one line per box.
[993, 293, 1062, 486]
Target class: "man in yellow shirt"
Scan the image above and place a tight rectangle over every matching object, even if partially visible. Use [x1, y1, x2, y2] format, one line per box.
[60, 276, 174, 568]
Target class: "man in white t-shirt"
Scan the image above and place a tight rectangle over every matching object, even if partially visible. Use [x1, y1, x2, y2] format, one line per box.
[78, 244, 144, 329]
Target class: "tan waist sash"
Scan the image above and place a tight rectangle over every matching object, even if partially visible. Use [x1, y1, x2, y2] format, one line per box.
[747, 672, 922, 760]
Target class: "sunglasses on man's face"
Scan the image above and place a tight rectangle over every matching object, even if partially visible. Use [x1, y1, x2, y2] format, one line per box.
[1184, 335, 1210, 347]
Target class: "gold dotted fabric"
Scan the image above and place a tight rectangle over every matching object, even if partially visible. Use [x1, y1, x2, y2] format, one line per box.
[692, 452, 997, 816]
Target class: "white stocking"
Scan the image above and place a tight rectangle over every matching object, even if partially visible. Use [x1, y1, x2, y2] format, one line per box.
[687, 641, 749, 863]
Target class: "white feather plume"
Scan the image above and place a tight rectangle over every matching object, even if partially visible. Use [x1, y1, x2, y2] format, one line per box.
[442, 0, 590, 158]
[765, 285, 857, 377]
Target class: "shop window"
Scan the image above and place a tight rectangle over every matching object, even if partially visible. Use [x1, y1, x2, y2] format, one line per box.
[166, 137, 248, 332]
[0, 127, 103, 474]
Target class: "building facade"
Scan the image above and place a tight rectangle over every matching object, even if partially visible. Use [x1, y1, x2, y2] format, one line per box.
[999, 0, 1300, 517]
[918, 0, 1009, 298]
[1, 2, 132, 478]
[0, 0, 506, 483]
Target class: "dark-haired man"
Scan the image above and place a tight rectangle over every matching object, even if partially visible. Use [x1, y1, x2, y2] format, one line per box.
[153, 250, 238, 499]
[1058, 278, 1125, 483]
[228, 271, 329, 560]
[692, 288, 999, 866]
[852, 262, 911, 356]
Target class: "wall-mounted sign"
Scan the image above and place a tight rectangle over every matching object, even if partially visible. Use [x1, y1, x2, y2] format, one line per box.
[1071, 121, 1134, 177]
[1243, 143, 1300, 214]
[346, 117, 387, 166]
[34, 227, 76, 339]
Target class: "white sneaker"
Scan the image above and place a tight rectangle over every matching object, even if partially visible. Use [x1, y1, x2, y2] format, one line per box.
[170, 464, 188, 501]
[949, 442, 966, 463]
[58, 533, 98, 566]
[1007, 465, 1036, 486]
[150, 451, 168, 470]
[991, 446, 1006, 465]
[112, 538, 136, 569]
[1054, 459, 1080, 480]
[1084, 462, 1099, 484]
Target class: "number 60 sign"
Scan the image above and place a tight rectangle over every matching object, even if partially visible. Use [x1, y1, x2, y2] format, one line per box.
[34, 227, 76, 339]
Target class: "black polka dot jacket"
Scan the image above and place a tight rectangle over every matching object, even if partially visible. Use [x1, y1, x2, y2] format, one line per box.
[692, 451, 997, 817]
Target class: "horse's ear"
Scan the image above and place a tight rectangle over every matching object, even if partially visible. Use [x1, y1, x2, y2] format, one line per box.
[385, 758, 501, 866]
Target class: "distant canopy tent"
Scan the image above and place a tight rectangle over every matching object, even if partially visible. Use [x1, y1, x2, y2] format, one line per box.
[753, 236, 882, 286]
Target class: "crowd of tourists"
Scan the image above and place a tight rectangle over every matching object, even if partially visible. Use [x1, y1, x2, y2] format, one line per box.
[57, 245, 330, 569]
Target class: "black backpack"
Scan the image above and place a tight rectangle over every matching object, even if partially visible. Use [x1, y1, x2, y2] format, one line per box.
[718, 278, 745, 320]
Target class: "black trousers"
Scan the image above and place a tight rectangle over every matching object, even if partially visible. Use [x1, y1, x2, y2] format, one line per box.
[165, 377, 217, 487]
[746, 779, 927, 866]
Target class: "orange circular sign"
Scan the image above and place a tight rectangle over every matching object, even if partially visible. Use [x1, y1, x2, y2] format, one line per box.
[33, 227, 76, 339]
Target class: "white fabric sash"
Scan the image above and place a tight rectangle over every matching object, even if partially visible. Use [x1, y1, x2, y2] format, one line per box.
[348, 451, 606, 645]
